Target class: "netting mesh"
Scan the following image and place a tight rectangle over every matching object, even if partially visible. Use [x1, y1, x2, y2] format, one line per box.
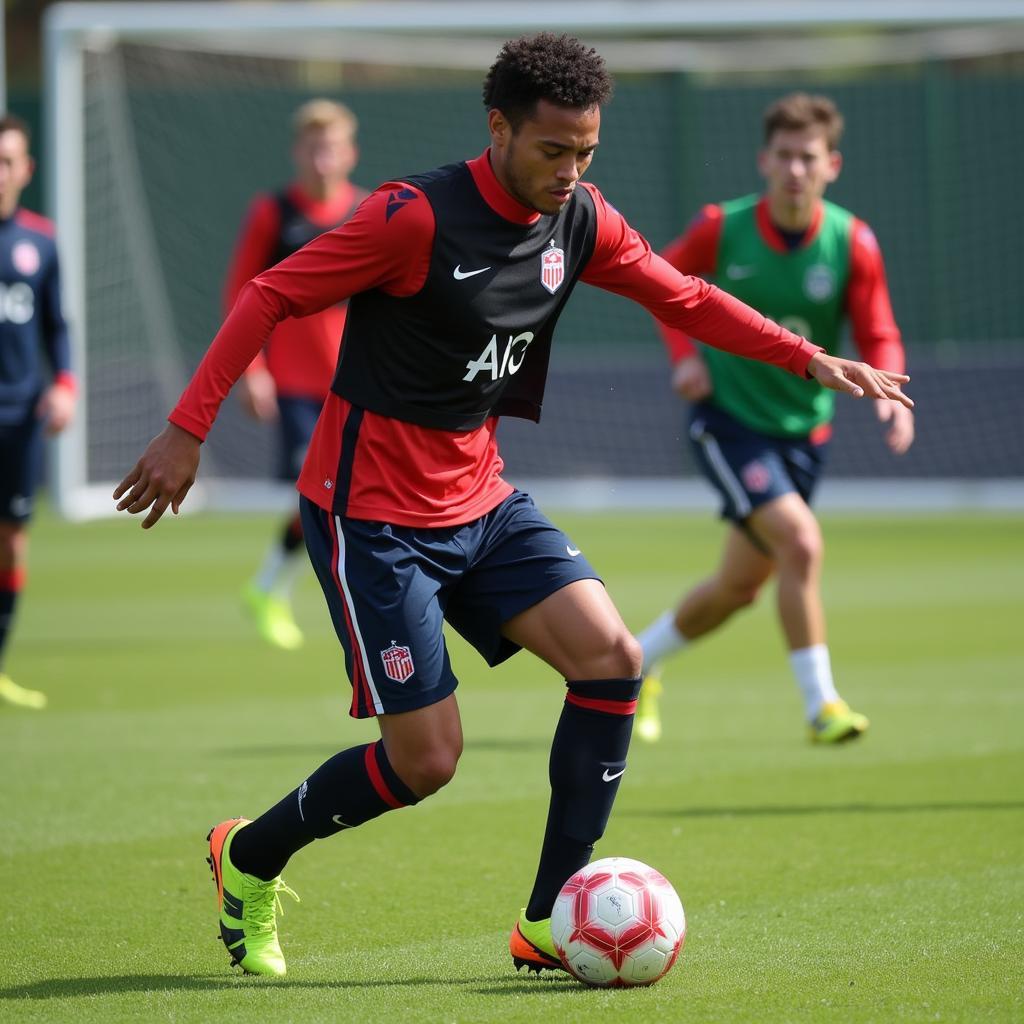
[76, 37, 1024, 497]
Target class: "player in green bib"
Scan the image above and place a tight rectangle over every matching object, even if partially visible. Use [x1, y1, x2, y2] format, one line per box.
[636, 93, 915, 744]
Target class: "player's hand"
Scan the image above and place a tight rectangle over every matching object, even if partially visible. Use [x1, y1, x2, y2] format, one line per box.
[113, 423, 200, 529]
[671, 356, 712, 402]
[239, 368, 279, 421]
[36, 382, 76, 436]
[876, 399, 915, 454]
[807, 352, 913, 408]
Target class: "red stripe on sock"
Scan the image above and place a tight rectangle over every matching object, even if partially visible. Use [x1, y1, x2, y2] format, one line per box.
[0, 568, 26, 591]
[566, 693, 638, 716]
[364, 742, 406, 809]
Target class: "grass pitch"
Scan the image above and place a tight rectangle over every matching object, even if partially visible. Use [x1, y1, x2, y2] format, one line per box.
[2, 507, 1022, 1023]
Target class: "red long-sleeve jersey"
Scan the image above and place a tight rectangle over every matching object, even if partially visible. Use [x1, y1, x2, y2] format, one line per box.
[223, 182, 364, 400]
[172, 151, 821, 528]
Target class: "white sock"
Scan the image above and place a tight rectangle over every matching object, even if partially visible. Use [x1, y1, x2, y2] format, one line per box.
[638, 610, 688, 675]
[254, 544, 288, 594]
[272, 550, 307, 601]
[789, 644, 840, 720]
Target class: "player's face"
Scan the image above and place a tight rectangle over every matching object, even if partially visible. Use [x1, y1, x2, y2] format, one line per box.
[293, 123, 357, 199]
[758, 127, 841, 227]
[488, 100, 600, 216]
[0, 130, 34, 217]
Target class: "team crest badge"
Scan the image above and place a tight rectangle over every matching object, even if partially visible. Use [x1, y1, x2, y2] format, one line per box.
[541, 243, 565, 294]
[803, 263, 836, 303]
[380, 641, 415, 683]
[742, 460, 772, 494]
[12, 241, 40, 276]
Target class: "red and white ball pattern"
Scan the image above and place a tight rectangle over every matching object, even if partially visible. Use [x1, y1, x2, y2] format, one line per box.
[551, 856, 686, 987]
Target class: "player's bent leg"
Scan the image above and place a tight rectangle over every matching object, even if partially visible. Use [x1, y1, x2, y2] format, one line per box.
[635, 530, 772, 744]
[502, 578, 641, 682]
[747, 494, 824, 652]
[377, 693, 463, 799]
[207, 818, 299, 977]
[503, 581, 641, 974]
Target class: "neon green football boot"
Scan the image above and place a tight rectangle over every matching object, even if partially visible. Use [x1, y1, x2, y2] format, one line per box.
[207, 818, 299, 976]
[0, 673, 47, 710]
[635, 673, 663, 744]
[509, 908, 563, 973]
[242, 584, 304, 651]
[809, 699, 869, 744]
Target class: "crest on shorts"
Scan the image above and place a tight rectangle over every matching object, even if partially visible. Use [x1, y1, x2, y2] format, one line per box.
[12, 241, 40, 276]
[540, 242, 565, 294]
[742, 460, 772, 494]
[380, 641, 415, 683]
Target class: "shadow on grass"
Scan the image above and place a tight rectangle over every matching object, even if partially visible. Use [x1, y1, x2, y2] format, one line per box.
[0, 971, 520, 999]
[620, 799, 1024, 819]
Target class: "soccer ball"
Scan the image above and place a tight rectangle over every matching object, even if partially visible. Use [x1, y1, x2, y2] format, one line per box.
[551, 857, 685, 988]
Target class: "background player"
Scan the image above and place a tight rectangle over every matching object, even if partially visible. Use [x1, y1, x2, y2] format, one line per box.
[227, 99, 366, 650]
[113, 40, 911, 979]
[635, 93, 914, 745]
[0, 114, 75, 709]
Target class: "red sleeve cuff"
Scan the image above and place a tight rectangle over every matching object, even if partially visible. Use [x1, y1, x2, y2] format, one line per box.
[168, 408, 209, 443]
[53, 371, 77, 395]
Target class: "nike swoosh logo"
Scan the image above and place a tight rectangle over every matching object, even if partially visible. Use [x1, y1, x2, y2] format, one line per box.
[332, 814, 352, 828]
[602, 768, 626, 782]
[566, 546, 581, 557]
[453, 265, 491, 280]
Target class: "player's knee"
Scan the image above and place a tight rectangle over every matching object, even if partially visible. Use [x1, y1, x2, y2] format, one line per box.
[0, 524, 26, 569]
[399, 743, 461, 798]
[780, 526, 823, 576]
[727, 580, 762, 610]
[595, 630, 643, 679]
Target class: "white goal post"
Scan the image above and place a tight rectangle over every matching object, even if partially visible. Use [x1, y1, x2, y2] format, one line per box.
[44, 1, 1024, 519]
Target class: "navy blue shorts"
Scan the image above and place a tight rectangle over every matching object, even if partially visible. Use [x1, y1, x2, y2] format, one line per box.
[276, 395, 323, 481]
[688, 402, 828, 524]
[300, 490, 601, 719]
[0, 408, 43, 523]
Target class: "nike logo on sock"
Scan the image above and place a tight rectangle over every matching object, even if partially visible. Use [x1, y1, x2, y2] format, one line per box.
[602, 767, 626, 782]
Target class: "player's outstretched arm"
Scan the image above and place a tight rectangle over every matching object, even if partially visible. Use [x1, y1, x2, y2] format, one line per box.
[113, 423, 201, 529]
[807, 352, 913, 408]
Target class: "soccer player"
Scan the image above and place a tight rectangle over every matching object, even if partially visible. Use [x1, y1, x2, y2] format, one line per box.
[229, 99, 367, 651]
[0, 114, 76, 710]
[634, 93, 914, 746]
[113, 39, 911, 978]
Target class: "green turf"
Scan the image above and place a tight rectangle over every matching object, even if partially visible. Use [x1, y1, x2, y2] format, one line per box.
[2, 507, 1022, 1022]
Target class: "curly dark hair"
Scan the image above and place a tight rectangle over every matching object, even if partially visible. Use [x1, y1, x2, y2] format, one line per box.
[482, 33, 613, 129]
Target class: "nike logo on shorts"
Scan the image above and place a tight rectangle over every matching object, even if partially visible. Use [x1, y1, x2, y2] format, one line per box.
[453, 265, 491, 280]
[602, 767, 626, 782]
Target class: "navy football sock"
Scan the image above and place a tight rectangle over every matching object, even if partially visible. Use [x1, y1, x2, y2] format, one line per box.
[525, 676, 641, 921]
[0, 568, 25, 671]
[231, 740, 419, 880]
[280, 512, 304, 554]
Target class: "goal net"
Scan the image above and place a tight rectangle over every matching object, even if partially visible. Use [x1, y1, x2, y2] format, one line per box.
[45, 2, 1024, 517]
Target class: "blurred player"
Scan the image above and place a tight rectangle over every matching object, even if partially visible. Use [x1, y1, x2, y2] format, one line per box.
[635, 93, 914, 745]
[113, 41, 911, 978]
[227, 99, 367, 650]
[0, 115, 76, 709]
